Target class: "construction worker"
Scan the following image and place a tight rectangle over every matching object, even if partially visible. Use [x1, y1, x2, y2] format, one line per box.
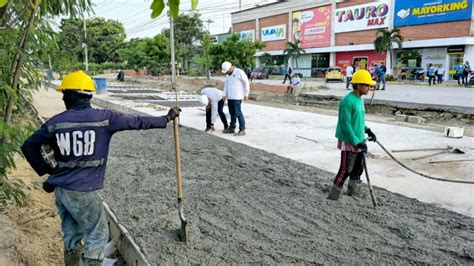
[328, 69, 377, 201]
[199, 87, 229, 132]
[221, 61, 250, 136]
[21, 71, 180, 266]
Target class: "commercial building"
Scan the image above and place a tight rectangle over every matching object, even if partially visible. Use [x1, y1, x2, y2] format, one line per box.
[231, 0, 474, 80]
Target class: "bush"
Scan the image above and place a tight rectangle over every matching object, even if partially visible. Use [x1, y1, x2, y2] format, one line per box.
[385, 74, 396, 81]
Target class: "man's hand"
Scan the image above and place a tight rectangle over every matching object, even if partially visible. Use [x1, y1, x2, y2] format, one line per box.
[357, 142, 368, 154]
[166, 107, 181, 122]
[366, 128, 377, 142]
[244, 96, 249, 101]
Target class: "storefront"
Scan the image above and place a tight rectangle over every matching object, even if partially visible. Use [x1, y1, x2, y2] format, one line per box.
[335, 50, 386, 74]
[447, 46, 465, 80]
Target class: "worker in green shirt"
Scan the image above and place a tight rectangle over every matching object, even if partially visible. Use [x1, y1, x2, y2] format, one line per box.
[328, 69, 377, 201]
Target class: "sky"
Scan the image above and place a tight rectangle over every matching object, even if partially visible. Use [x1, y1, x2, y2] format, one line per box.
[88, 0, 275, 40]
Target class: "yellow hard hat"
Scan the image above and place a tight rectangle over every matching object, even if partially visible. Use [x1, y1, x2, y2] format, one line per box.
[351, 69, 376, 86]
[57, 71, 96, 93]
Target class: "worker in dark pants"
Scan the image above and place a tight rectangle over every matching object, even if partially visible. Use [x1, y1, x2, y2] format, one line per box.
[21, 71, 181, 266]
[328, 69, 377, 201]
[199, 87, 228, 132]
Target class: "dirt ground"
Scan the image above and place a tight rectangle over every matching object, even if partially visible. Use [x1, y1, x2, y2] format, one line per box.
[104, 127, 473, 264]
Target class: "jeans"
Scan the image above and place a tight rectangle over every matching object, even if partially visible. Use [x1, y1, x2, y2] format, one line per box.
[55, 187, 108, 260]
[428, 75, 435, 86]
[376, 75, 385, 90]
[346, 77, 352, 89]
[206, 99, 228, 129]
[282, 74, 292, 84]
[227, 99, 245, 130]
[437, 74, 443, 84]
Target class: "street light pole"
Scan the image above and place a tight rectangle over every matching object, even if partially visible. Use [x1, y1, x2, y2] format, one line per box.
[83, 16, 89, 72]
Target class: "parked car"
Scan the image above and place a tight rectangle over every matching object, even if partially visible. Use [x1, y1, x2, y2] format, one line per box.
[325, 66, 344, 82]
[250, 68, 269, 80]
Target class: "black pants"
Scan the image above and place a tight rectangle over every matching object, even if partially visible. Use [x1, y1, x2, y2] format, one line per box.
[457, 74, 464, 85]
[462, 73, 469, 85]
[333, 151, 364, 188]
[428, 75, 435, 86]
[206, 99, 228, 129]
[437, 74, 443, 84]
[283, 74, 292, 84]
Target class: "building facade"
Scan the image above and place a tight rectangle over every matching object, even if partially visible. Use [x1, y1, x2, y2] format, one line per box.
[231, 0, 474, 79]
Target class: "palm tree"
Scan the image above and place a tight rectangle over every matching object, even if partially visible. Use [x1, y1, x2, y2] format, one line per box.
[374, 28, 403, 74]
[283, 40, 305, 70]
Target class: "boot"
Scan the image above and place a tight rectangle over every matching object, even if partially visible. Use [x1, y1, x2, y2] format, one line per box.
[234, 129, 246, 136]
[327, 185, 343, 201]
[348, 179, 363, 197]
[64, 245, 82, 266]
[222, 127, 235, 134]
[81, 257, 103, 266]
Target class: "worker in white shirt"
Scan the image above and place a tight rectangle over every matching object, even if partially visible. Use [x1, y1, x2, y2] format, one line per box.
[345, 64, 354, 90]
[221, 61, 250, 136]
[199, 87, 229, 132]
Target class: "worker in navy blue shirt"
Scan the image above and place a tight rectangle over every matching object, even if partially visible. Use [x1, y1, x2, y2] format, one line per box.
[21, 71, 180, 266]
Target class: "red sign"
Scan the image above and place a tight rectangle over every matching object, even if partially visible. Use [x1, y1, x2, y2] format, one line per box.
[292, 6, 332, 48]
[336, 50, 386, 74]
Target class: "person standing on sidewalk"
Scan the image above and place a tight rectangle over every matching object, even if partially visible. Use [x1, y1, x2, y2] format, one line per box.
[199, 87, 229, 132]
[327, 69, 377, 201]
[21, 71, 181, 266]
[345, 64, 354, 90]
[282, 64, 292, 84]
[455, 63, 464, 85]
[427, 63, 436, 86]
[221, 61, 250, 136]
[462, 61, 471, 86]
[374, 64, 385, 90]
[436, 66, 445, 84]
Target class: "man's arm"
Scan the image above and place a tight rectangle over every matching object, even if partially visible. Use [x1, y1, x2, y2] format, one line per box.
[107, 108, 178, 133]
[241, 70, 250, 100]
[338, 102, 359, 145]
[21, 126, 55, 176]
[210, 100, 219, 124]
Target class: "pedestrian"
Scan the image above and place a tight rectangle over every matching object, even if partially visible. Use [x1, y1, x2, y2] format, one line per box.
[199, 87, 229, 132]
[116, 69, 125, 82]
[134, 65, 139, 75]
[455, 63, 464, 85]
[21, 71, 181, 266]
[345, 64, 354, 90]
[462, 61, 471, 86]
[221, 61, 250, 136]
[327, 69, 377, 201]
[374, 64, 385, 90]
[246, 66, 252, 80]
[427, 63, 436, 86]
[286, 72, 301, 95]
[282, 64, 292, 84]
[436, 66, 445, 84]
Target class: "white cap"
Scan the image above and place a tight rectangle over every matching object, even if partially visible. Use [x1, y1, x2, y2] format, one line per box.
[199, 95, 209, 106]
[221, 61, 232, 74]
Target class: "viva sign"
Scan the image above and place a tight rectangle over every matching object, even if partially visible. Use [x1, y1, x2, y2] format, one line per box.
[335, 0, 391, 33]
[261, 24, 286, 42]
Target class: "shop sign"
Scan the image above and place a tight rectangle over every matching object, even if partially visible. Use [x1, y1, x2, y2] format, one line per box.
[421, 48, 447, 68]
[394, 0, 472, 27]
[334, 0, 391, 33]
[261, 24, 286, 42]
[239, 30, 255, 42]
[448, 46, 465, 53]
[292, 6, 332, 48]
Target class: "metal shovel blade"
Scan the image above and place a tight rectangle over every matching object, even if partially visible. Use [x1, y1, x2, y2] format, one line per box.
[178, 199, 188, 242]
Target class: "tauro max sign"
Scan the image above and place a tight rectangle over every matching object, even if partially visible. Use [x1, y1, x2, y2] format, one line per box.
[334, 0, 391, 33]
[260, 24, 286, 42]
[394, 0, 472, 27]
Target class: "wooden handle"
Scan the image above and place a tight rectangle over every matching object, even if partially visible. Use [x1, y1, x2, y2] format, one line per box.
[412, 151, 446, 161]
[173, 117, 183, 199]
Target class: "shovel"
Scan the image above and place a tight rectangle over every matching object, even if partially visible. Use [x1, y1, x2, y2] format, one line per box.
[412, 147, 464, 161]
[362, 154, 378, 208]
[173, 116, 187, 242]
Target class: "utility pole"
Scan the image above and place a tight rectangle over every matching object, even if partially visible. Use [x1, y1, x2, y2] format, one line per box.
[83, 16, 89, 72]
[239, 0, 241, 10]
[205, 19, 214, 32]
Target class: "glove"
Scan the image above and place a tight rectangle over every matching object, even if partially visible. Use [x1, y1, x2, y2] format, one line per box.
[166, 107, 181, 122]
[357, 142, 368, 154]
[366, 128, 377, 142]
[42, 181, 55, 193]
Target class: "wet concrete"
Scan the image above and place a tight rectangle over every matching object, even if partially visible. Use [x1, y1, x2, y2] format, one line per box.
[104, 126, 474, 264]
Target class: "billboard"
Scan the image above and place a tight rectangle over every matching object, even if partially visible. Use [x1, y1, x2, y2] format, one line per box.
[334, 0, 391, 33]
[292, 6, 332, 48]
[394, 0, 472, 27]
[240, 30, 255, 42]
[261, 24, 286, 42]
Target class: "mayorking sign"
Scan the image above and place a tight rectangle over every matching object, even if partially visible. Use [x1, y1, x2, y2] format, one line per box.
[335, 0, 391, 33]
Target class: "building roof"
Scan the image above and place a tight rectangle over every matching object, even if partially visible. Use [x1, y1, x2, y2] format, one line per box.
[231, 1, 283, 15]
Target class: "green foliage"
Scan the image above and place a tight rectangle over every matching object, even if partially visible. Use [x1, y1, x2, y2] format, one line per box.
[260, 53, 273, 66]
[118, 34, 170, 73]
[209, 34, 265, 70]
[150, 0, 198, 19]
[374, 28, 403, 54]
[283, 40, 305, 69]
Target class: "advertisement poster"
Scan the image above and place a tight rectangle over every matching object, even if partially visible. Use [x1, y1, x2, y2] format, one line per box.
[394, 0, 472, 27]
[260, 24, 286, 42]
[334, 0, 391, 33]
[292, 6, 332, 48]
[336, 51, 386, 71]
[240, 30, 255, 42]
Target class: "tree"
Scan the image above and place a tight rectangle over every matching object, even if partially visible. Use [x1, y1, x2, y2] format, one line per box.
[374, 28, 403, 73]
[58, 17, 126, 64]
[0, 0, 93, 207]
[191, 33, 212, 78]
[260, 53, 273, 66]
[150, 0, 198, 19]
[283, 40, 305, 69]
[209, 34, 265, 70]
[162, 12, 205, 70]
